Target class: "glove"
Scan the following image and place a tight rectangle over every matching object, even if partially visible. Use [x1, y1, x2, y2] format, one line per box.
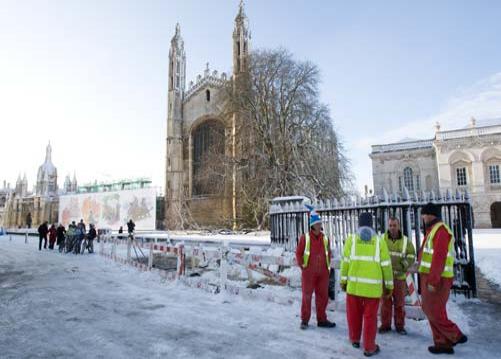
[340, 283, 347, 292]
[401, 259, 409, 269]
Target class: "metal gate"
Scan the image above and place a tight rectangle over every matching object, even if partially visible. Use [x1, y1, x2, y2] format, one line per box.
[270, 189, 476, 298]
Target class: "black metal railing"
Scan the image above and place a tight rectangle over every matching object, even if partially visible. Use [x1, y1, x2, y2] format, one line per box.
[270, 189, 476, 298]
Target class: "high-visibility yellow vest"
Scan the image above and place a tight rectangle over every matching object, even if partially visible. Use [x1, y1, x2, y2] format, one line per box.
[418, 222, 455, 278]
[302, 233, 330, 270]
[382, 232, 416, 280]
[340, 233, 394, 298]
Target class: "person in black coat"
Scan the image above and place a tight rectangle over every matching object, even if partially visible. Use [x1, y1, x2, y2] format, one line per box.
[86, 224, 97, 253]
[26, 213, 32, 229]
[127, 219, 135, 235]
[38, 221, 49, 251]
[56, 224, 66, 252]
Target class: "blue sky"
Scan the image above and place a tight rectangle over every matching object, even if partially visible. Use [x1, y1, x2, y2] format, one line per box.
[1, 0, 501, 195]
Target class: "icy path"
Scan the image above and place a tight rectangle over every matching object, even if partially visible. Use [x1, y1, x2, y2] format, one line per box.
[0, 235, 499, 359]
[473, 229, 501, 287]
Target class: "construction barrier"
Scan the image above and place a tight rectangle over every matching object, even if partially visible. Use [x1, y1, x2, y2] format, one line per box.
[406, 272, 421, 306]
[97, 234, 421, 311]
[5, 232, 427, 316]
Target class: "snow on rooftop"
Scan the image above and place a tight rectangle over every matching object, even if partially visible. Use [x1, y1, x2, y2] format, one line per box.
[372, 118, 501, 154]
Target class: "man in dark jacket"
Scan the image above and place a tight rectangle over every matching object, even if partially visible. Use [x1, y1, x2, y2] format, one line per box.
[74, 221, 86, 254]
[56, 224, 66, 252]
[86, 224, 97, 253]
[127, 219, 135, 235]
[79, 219, 86, 233]
[38, 221, 49, 251]
[26, 213, 32, 229]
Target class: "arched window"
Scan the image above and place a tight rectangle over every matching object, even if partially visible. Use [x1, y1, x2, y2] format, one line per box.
[425, 175, 432, 191]
[206, 89, 211, 102]
[192, 120, 225, 196]
[403, 167, 414, 191]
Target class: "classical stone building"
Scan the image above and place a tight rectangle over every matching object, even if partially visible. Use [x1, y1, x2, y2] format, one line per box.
[0, 181, 14, 227]
[2, 143, 77, 228]
[370, 118, 501, 228]
[165, 2, 250, 229]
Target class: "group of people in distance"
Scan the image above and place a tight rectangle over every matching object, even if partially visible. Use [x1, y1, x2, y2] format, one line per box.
[37, 218, 137, 255]
[37, 219, 97, 254]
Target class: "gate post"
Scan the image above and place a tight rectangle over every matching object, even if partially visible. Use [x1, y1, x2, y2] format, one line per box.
[466, 202, 477, 297]
[176, 243, 185, 279]
[127, 235, 132, 263]
[220, 241, 228, 293]
[99, 237, 104, 255]
[148, 242, 154, 270]
[241, 248, 254, 287]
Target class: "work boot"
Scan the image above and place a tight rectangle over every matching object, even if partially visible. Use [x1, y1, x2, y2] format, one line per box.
[453, 335, 468, 346]
[352, 342, 360, 349]
[428, 346, 454, 355]
[317, 320, 336, 328]
[300, 321, 308, 330]
[396, 328, 407, 335]
[364, 345, 380, 357]
[378, 326, 391, 334]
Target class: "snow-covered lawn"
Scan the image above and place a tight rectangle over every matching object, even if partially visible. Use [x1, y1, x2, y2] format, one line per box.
[473, 229, 501, 287]
[0, 234, 499, 358]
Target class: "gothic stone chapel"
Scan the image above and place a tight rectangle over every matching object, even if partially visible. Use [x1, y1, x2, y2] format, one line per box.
[165, 2, 250, 229]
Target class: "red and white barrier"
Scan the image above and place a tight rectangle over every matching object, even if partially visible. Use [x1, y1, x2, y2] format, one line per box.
[98, 237, 183, 280]
[230, 254, 290, 286]
[97, 234, 303, 304]
[406, 272, 421, 306]
[230, 252, 295, 266]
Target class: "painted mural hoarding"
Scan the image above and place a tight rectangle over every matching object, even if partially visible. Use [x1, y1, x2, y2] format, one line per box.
[58, 188, 156, 230]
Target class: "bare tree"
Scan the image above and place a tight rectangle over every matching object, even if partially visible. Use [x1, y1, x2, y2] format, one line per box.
[219, 48, 352, 229]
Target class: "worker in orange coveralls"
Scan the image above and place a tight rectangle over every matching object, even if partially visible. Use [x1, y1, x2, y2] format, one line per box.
[418, 202, 468, 355]
[296, 206, 336, 330]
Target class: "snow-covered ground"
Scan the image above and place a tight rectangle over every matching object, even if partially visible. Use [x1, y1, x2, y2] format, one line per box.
[473, 229, 501, 287]
[1, 234, 500, 358]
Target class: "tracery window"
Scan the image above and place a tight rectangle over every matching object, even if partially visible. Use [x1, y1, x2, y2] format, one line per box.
[192, 120, 225, 196]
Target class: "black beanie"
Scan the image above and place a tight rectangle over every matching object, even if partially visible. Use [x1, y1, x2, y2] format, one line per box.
[359, 212, 373, 228]
[421, 202, 441, 217]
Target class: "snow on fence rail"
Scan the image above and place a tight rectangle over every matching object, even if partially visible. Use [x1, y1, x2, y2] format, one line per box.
[270, 189, 477, 298]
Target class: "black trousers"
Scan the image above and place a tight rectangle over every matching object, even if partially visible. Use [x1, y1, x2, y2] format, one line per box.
[39, 235, 47, 250]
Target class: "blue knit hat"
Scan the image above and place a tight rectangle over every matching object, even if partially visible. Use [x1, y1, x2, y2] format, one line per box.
[305, 205, 322, 227]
